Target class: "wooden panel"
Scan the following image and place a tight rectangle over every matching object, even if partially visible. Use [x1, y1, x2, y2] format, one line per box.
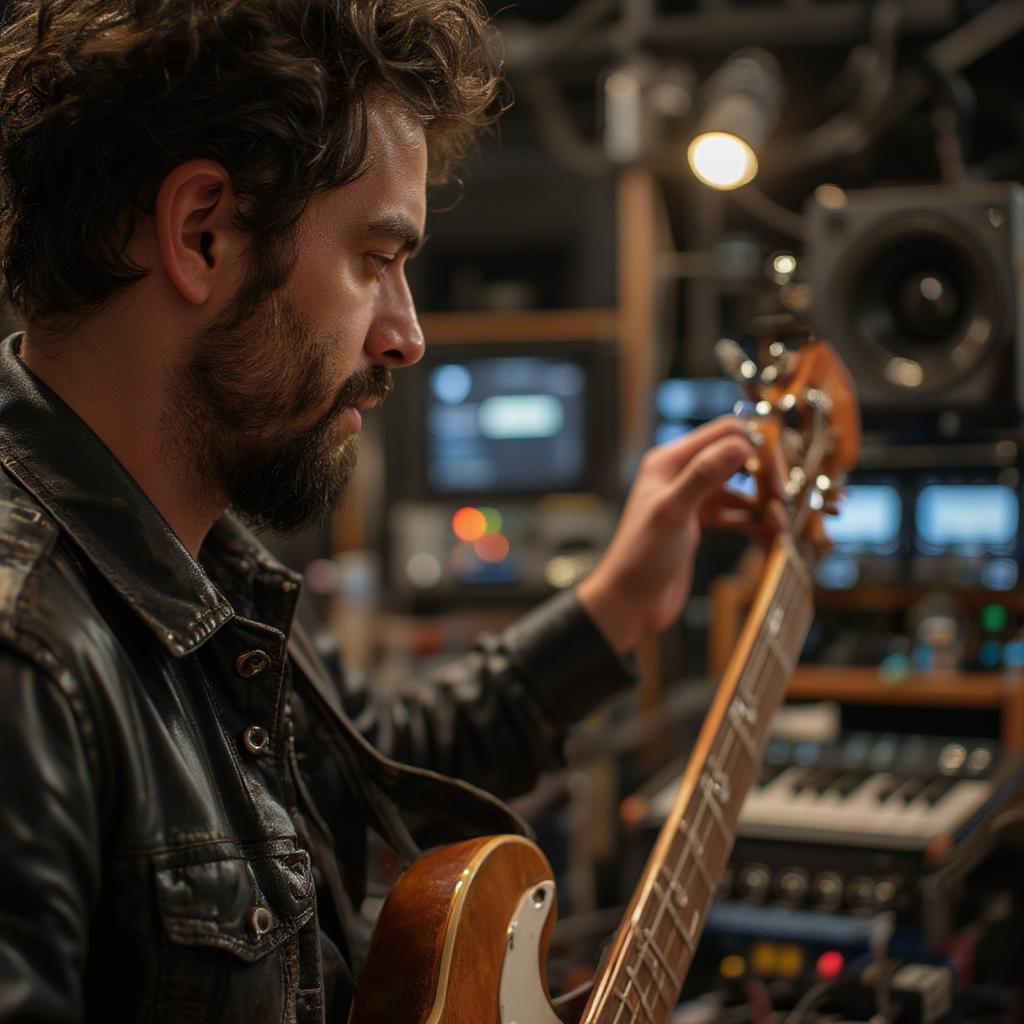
[788, 666, 1024, 752]
[420, 308, 618, 344]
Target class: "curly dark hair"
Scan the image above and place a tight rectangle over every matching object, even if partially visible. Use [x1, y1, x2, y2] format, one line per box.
[0, 0, 502, 323]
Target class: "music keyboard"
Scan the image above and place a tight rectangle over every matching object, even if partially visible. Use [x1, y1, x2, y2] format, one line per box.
[735, 765, 992, 849]
[645, 734, 1018, 852]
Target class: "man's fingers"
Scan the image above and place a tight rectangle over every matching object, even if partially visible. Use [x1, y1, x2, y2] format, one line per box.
[653, 415, 752, 474]
[702, 497, 787, 538]
[664, 434, 752, 513]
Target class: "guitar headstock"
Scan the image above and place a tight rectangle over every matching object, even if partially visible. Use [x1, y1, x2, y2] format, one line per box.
[717, 326, 861, 556]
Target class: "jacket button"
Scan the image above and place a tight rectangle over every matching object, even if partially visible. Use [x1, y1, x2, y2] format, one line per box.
[250, 906, 273, 938]
[235, 650, 271, 677]
[243, 724, 270, 754]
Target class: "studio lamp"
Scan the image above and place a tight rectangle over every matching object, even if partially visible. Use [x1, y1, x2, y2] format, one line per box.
[687, 49, 783, 190]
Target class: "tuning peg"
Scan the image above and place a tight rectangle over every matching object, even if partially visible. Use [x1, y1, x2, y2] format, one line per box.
[784, 466, 806, 500]
[804, 387, 832, 414]
[759, 341, 798, 386]
[715, 338, 759, 395]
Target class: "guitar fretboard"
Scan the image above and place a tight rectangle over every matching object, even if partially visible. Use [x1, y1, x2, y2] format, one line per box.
[583, 538, 814, 1024]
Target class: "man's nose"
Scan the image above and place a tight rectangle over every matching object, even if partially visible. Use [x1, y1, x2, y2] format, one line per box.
[366, 271, 425, 367]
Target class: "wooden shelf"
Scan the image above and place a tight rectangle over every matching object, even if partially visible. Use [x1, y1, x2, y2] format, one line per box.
[789, 665, 1024, 752]
[709, 557, 1024, 750]
[790, 665, 1018, 707]
[419, 308, 618, 344]
[815, 586, 1024, 613]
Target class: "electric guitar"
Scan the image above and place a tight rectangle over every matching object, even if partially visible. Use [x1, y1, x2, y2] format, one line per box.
[349, 337, 860, 1024]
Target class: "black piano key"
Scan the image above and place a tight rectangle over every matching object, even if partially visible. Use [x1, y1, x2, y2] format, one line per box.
[788, 766, 818, 794]
[829, 771, 869, 799]
[875, 774, 911, 803]
[757, 762, 787, 788]
[917, 777, 957, 805]
[809, 770, 843, 796]
[900, 777, 930, 803]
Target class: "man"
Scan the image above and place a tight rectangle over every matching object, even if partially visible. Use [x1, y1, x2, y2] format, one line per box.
[0, 1, 767, 1020]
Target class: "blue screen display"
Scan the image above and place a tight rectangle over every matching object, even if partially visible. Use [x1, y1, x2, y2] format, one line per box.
[915, 484, 1019, 554]
[655, 378, 741, 424]
[425, 357, 588, 494]
[826, 484, 902, 554]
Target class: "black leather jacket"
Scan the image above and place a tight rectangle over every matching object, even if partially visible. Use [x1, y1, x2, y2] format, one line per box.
[0, 335, 634, 1023]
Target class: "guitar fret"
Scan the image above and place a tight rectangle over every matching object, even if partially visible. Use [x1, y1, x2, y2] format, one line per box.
[642, 927, 683, 991]
[700, 773, 729, 841]
[626, 964, 667, 1017]
[677, 819, 712, 893]
[613, 984, 639, 1021]
[726, 704, 758, 760]
[656, 879, 696, 954]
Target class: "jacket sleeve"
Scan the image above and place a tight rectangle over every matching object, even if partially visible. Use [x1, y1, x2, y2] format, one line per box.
[0, 648, 100, 1024]
[320, 588, 637, 800]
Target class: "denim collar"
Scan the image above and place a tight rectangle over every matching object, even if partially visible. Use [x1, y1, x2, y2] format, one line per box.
[0, 334, 300, 656]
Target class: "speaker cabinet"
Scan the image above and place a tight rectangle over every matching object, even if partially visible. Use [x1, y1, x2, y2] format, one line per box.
[807, 183, 1023, 416]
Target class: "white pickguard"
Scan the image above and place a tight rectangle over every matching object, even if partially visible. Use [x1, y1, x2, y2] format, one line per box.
[498, 880, 561, 1024]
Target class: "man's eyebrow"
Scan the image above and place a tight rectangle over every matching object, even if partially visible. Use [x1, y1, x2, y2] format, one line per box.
[363, 214, 425, 255]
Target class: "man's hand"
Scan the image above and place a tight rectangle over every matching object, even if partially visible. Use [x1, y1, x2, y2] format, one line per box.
[577, 416, 783, 655]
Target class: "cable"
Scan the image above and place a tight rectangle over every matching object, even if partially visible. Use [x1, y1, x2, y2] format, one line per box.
[520, 72, 608, 178]
[730, 185, 806, 241]
[767, 0, 1024, 175]
[501, 0, 619, 72]
[767, 0, 903, 175]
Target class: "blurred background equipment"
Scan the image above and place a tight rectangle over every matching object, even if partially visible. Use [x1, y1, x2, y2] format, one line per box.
[687, 48, 784, 191]
[807, 182, 1023, 420]
[382, 337, 619, 608]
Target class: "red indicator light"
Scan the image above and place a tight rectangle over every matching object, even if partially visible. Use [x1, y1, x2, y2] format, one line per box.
[815, 950, 844, 979]
[452, 507, 487, 542]
[474, 533, 511, 563]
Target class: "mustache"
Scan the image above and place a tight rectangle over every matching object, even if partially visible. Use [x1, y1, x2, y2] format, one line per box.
[323, 364, 394, 423]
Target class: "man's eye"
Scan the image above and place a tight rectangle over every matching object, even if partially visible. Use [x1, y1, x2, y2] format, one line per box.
[367, 253, 395, 274]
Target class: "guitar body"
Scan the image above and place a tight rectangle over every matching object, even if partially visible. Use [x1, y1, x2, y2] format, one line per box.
[350, 834, 560, 1024]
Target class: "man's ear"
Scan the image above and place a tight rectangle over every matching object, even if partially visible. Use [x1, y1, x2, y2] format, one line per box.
[154, 160, 238, 305]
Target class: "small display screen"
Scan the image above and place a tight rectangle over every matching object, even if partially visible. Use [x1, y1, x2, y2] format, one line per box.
[656, 378, 740, 423]
[653, 377, 742, 447]
[826, 484, 902, 554]
[915, 484, 1019, 554]
[425, 356, 588, 494]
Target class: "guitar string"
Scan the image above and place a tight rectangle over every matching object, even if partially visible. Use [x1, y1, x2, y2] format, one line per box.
[611, 606, 783, 1024]
[610, 557, 808, 1022]
[607, 553, 812, 1024]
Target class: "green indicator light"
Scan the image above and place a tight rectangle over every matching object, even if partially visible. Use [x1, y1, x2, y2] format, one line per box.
[981, 604, 1009, 633]
[480, 507, 504, 535]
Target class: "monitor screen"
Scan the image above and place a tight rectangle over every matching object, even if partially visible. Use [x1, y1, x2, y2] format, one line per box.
[915, 483, 1020, 554]
[386, 340, 617, 501]
[653, 377, 741, 447]
[425, 356, 588, 493]
[826, 484, 902, 554]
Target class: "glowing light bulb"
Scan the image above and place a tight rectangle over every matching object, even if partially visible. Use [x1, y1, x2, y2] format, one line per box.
[687, 132, 757, 190]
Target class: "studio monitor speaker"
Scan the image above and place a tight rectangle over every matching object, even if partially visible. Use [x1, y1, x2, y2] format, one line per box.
[806, 182, 1023, 415]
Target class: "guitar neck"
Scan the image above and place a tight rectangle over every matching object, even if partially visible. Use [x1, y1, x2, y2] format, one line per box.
[582, 535, 815, 1024]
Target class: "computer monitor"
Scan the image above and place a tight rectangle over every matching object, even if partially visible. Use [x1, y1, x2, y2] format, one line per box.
[915, 483, 1020, 556]
[826, 483, 903, 555]
[382, 338, 619, 605]
[653, 376, 742, 447]
[386, 339, 618, 501]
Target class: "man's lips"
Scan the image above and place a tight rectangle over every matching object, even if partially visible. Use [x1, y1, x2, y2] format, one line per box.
[338, 397, 382, 433]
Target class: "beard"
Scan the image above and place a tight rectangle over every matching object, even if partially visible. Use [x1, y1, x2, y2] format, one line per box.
[175, 281, 392, 536]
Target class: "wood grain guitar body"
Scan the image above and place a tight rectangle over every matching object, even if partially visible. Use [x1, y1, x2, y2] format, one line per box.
[349, 834, 562, 1024]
